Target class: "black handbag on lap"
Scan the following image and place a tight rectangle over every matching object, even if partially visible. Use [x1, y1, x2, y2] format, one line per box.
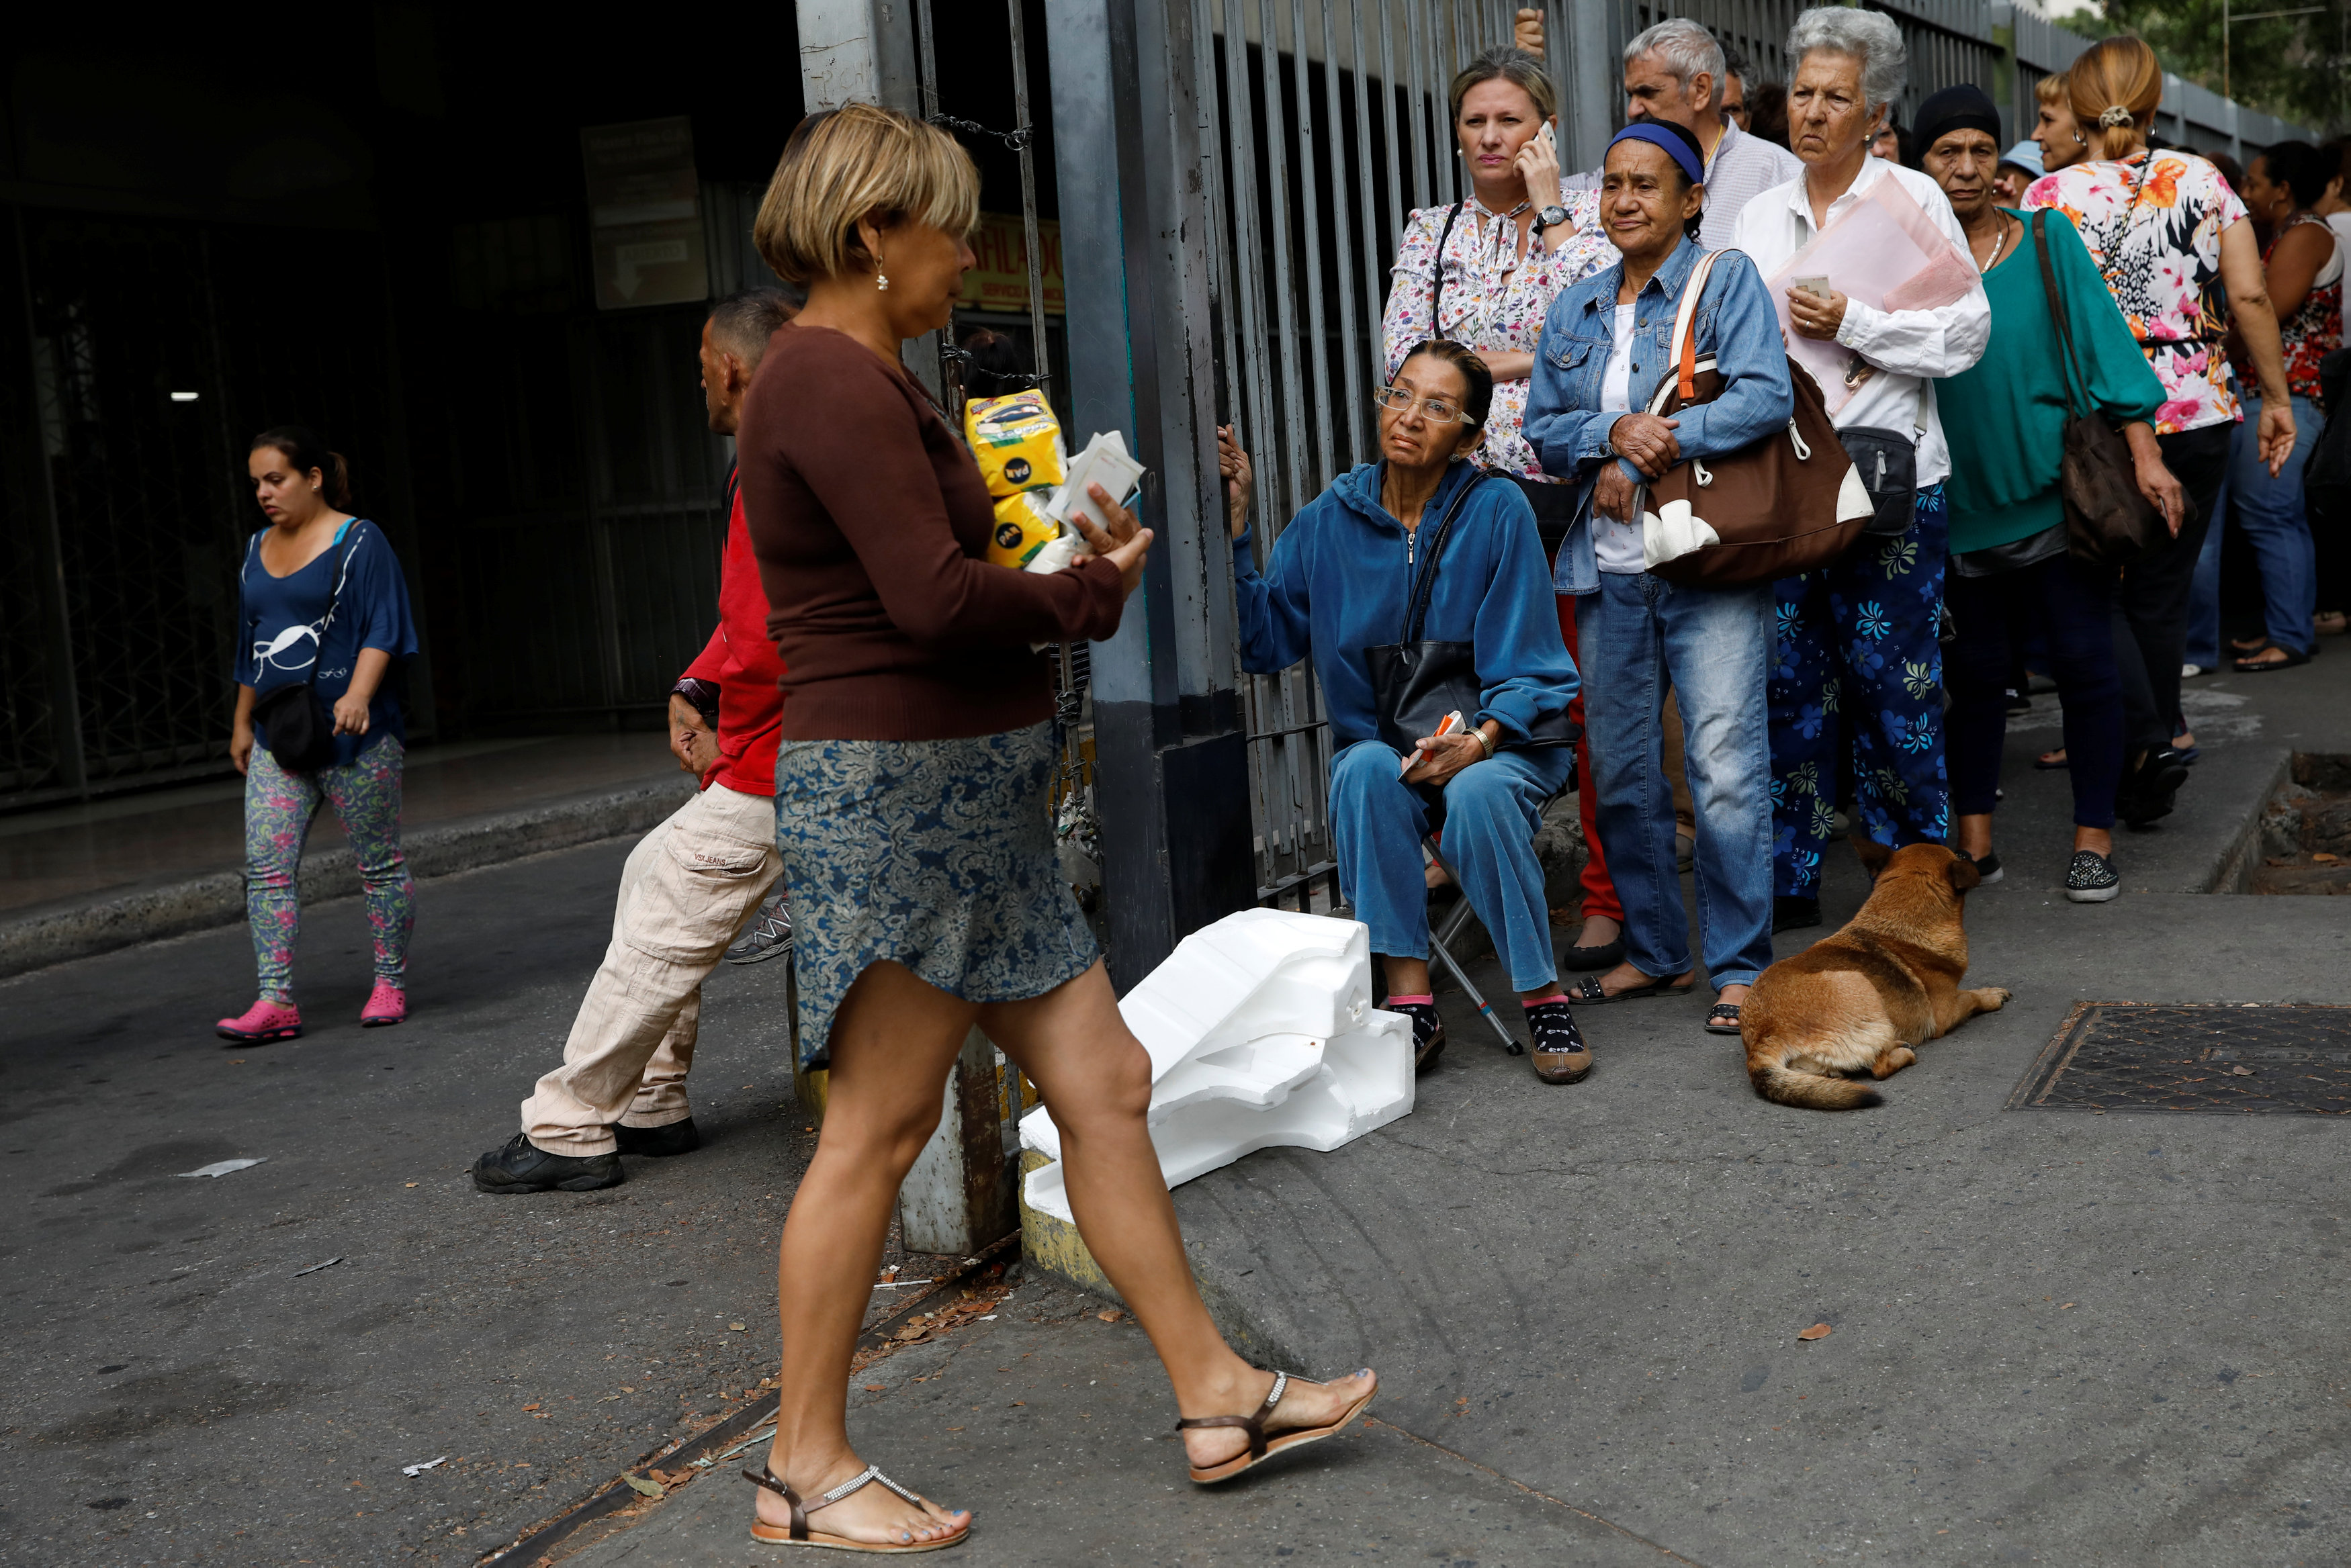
[1364, 469, 1579, 762]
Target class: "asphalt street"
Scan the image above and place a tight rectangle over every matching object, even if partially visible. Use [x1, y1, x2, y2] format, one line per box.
[4, 660, 2348, 1567]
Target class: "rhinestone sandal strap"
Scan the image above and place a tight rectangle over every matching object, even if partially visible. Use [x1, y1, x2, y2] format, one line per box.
[1173, 1371, 1290, 1461]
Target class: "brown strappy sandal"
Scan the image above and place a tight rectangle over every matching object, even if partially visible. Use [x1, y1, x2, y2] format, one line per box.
[1175, 1369, 1378, 1485]
[742, 1463, 970, 1552]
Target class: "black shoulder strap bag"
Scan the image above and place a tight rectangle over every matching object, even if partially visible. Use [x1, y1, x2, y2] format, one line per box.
[247, 524, 363, 773]
[2033, 208, 2162, 565]
[1364, 470, 1579, 772]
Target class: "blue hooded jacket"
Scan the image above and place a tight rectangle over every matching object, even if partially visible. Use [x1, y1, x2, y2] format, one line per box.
[1232, 459, 1578, 751]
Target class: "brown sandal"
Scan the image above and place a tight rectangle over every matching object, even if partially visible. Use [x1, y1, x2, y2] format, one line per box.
[742, 1463, 969, 1552]
[1176, 1369, 1378, 1485]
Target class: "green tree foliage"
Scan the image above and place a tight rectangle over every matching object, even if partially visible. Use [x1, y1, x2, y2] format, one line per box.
[2082, 0, 2346, 132]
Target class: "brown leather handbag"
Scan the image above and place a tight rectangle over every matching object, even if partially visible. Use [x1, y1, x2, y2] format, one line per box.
[1636, 250, 1873, 588]
[2033, 209, 2162, 565]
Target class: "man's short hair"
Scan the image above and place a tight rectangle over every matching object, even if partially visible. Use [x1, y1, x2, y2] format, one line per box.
[708, 287, 797, 371]
[1624, 18, 1728, 111]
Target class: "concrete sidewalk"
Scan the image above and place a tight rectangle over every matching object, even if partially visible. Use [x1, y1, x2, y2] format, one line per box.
[0, 735, 695, 978]
[543, 655, 2351, 1566]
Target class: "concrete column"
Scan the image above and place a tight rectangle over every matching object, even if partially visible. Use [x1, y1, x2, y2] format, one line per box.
[1045, 0, 1255, 991]
[897, 1028, 1018, 1255]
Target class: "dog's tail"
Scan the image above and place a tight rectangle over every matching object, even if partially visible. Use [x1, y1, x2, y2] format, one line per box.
[1750, 1063, 1883, 1111]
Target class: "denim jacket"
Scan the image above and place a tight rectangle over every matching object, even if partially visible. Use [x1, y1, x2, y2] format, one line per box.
[1521, 237, 1794, 594]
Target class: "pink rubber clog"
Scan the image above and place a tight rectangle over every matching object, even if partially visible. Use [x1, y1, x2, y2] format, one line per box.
[215, 999, 303, 1043]
[359, 982, 408, 1028]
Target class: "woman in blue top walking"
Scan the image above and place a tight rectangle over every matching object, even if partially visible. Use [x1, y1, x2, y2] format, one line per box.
[219, 426, 420, 1043]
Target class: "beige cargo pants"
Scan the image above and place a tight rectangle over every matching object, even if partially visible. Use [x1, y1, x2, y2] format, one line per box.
[520, 782, 780, 1155]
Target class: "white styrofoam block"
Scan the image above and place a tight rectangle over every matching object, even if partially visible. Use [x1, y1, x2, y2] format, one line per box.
[1020, 909, 1414, 1225]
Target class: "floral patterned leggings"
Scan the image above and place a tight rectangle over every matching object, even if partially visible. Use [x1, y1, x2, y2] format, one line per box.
[245, 737, 414, 1003]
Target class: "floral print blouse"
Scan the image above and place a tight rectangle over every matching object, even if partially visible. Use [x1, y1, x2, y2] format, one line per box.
[2022, 150, 2250, 434]
[2262, 214, 2342, 404]
[1382, 189, 1615, 479]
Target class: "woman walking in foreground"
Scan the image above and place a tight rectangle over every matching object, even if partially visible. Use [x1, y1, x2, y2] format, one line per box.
[734, 104, 1377, 1552]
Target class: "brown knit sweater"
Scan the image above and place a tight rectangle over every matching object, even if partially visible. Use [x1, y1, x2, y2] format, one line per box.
[738, 324, 1124, 741]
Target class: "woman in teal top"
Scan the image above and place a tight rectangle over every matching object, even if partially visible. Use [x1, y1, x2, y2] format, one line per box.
[1919, 87, 2183, 904]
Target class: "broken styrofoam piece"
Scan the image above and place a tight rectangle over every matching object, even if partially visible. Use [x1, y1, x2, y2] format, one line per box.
[179, 1158, 267, 1179]
[1020, 909, 1413, 1225]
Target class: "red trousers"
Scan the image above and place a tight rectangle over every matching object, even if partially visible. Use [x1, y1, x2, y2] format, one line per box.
[1557, 593, 1623, 924]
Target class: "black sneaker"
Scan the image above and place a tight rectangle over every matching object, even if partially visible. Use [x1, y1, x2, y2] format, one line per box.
[724, 892, 793, 965]
[2065, 849, 2121, 903]
[614, 1117, 701, 1158]
[1773, 895, 1822, 934]
[1526, 1001, 1592, 1085]
[471, 1133, 624, 1194]
[1387, 999, 1446, 1074]
[1959, 849, 2003, 884]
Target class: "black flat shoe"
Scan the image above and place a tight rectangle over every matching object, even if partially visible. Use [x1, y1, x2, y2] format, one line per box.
[1773, 896, 1822, 934]
[1387, 999, 1447, 1074]
[1704, 1001, 1743, 1035]
[2119, 749, 2191, 830]
[614, 1117, 701, 1158]
[470, 1133, 624, 1194]
[1566, 972, 1695, 1004]
[1558, 937, 1626, 972]
[1959, 850, 2003, 884]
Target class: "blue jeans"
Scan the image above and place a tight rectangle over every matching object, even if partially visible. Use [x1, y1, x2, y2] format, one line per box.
[2212, 395, 2321, 659]
[1582, 571, 1775, 989]
[1329, 739, 1573, 993]
[1769, 484, 1951, 897]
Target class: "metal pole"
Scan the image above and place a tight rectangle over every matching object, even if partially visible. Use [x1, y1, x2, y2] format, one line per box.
[1008, 0, 1051, 378]
[1047, 0, 1255, 989]
[9, 207, 88, 798]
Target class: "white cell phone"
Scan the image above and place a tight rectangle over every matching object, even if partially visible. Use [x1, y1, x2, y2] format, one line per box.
[1399, 710, 1468, 778]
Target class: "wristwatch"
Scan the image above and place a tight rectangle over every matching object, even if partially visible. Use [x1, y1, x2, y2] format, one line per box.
[1531, 203, 1570, 240]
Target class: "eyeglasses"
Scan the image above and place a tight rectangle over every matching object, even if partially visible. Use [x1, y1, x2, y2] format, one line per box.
[1372, 385, 1480, 426]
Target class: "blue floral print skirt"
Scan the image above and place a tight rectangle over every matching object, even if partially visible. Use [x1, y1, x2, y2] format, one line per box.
[774, 721, 1098, 1069]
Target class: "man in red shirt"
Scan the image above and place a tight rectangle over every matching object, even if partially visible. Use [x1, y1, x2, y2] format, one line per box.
[474, 288, 798, 1193]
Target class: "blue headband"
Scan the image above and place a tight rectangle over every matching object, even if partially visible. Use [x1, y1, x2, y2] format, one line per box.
[1607, 122, 1705, 187]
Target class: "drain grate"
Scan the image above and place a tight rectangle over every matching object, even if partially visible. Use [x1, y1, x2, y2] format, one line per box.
[2008, 1003, 2351, 1115]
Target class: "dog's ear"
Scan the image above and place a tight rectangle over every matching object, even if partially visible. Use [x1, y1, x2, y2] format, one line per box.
[1853, 835, 1894, 881]
[1947, 854, 1982, 893]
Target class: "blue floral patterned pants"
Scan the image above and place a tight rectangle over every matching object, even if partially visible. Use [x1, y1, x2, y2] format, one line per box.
[1767, 483, 1950, 899]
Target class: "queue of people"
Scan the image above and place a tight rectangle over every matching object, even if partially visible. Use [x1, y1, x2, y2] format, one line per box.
[202, 13, 2342, 1554]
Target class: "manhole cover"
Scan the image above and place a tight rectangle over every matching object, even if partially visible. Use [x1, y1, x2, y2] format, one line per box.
[2008, 1003, 2351, 1115]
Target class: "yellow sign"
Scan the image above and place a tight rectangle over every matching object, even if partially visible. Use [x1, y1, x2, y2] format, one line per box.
[961, 212, 1063, 315]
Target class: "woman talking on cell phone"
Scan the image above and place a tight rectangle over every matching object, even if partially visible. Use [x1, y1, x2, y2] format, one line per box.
[218, 426, 420, 1044]
[734, 105, 1377, 1552]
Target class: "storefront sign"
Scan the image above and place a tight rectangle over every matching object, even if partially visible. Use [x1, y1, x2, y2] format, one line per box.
[581, 116, 709, 310]
[960, 212, 1063, 315]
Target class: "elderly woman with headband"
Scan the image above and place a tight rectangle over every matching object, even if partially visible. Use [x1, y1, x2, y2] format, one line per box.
[1523, 120, 1793, 1042]
[2022, 34, 2295, 830]
[1731, 7, 1990, 935]
[737, 105, 1378, 1551]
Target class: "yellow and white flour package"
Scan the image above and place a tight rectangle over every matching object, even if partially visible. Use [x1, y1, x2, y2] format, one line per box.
[965, 390, 1065, 498]
[987, 490, 1062, 569]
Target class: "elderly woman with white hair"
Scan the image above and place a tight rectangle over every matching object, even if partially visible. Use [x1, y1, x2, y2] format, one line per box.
[1730, 7, 1991, 932]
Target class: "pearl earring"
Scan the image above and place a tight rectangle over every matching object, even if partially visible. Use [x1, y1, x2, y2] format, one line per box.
[875, 256, 890, 292]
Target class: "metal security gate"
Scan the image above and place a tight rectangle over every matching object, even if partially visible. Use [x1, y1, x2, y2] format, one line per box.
[1192, 0, 1534, 909]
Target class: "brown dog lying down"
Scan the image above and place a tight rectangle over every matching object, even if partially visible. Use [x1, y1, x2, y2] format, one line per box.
[1740, 841, 2011, 1110]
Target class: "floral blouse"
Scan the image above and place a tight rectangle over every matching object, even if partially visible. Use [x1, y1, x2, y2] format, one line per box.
[2022, 150, 2250, 434]
[1382, 189, 1615, 480]
[2264, 214, 2342, 404]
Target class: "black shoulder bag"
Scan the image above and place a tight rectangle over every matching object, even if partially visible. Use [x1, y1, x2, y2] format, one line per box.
[1364, 471, 1579, 766]
[247, 525, 361, 773]
[2033, 209, 2162, 565]
[1425, 201, 1464, 332]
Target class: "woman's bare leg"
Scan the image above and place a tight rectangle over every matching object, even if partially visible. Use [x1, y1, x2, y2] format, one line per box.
[758, 961, 975, 1546]
[981, 961, 1377, 1471]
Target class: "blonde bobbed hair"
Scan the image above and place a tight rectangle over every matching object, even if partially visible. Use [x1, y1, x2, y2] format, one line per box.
[754, 103, 980, 285]
[2034, 71, 2069, 106]
[2067, 36, 2164, 134]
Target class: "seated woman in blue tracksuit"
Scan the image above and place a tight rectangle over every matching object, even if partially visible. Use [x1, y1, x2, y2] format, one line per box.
[1224, 340, 1588, 1086]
